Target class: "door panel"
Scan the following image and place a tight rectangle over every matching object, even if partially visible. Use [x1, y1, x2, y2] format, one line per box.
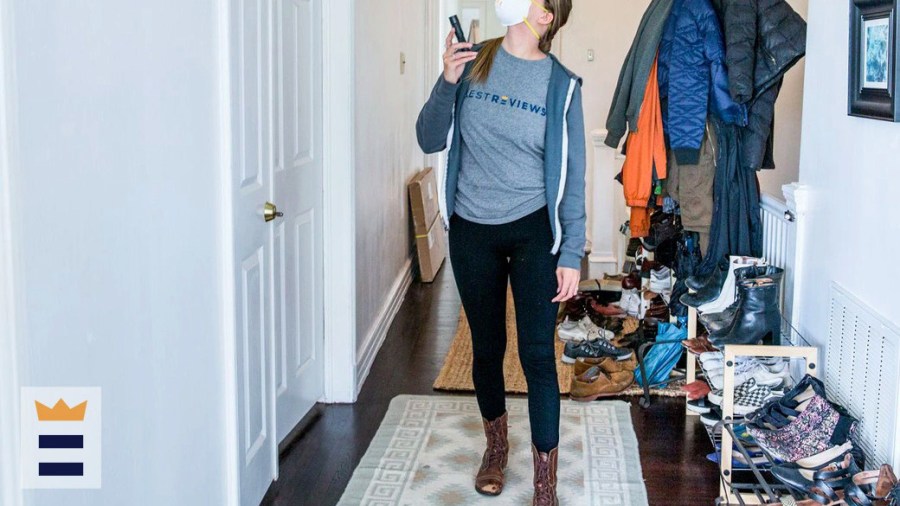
[230, 0, 277, 504]
[274, 0, 325, 442]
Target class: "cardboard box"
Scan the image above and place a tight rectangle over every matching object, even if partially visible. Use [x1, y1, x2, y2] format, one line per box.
[408, 167, 440, 236]
[415, 213, 446, 283]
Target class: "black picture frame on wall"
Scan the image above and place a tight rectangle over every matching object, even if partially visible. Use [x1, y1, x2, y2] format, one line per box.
[849, 0, 900, 121]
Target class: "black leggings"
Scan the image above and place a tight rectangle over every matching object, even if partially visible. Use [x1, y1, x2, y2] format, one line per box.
[448, 207, 561, 452]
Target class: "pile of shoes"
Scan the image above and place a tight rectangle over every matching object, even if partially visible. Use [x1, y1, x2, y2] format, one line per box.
[680, 255, 785, 349]
[569, 356, 637, 402]
[745, 376, 900, 506]
[562, 210, 689, 402]
[687, 351, 793, 423]
[557, 293, 635, 363]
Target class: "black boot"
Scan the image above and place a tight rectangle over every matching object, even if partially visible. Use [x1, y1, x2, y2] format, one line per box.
[684, 257, 726, 292]
[709, 279, 782, 347]
[681, 258, 730, 307]
[701, 266, 785, 333]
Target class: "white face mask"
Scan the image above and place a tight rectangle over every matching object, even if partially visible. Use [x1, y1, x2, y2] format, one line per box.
[495, 0, 549, 40]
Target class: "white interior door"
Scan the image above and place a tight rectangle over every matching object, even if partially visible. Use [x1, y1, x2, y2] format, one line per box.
[273, 0, 325, 443]
[230, 0, 278, 504]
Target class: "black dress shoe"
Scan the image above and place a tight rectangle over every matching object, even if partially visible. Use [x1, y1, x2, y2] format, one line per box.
[681, 258, 730, 308]
[708, 279, 782, 348]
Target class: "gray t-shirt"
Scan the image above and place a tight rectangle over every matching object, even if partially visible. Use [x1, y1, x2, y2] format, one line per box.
[455, 45, 553, 224]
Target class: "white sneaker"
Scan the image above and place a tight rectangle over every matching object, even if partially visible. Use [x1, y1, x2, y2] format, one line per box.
[557, 316, 590, 342]
[707, 358, 765, 390]
[615, 288, 641, 317]
[650, 266, 673, 298]
[585, 325, 615, 341]
[558, 316, 613, 342]
[698, 351, 724, 365]
[698, 256, 767, 314]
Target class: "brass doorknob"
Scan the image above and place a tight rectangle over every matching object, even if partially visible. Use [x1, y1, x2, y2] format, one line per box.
[264, 202, 284, 222]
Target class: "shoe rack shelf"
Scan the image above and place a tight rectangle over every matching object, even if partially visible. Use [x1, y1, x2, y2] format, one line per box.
[715, 344, 819, 505]
[683, 305, 820, 504]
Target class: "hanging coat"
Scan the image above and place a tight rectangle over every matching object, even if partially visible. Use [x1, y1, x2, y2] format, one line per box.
[622, 58, 667, 239]
[713, 0, 807, 170]
[657, 0, 747, 165]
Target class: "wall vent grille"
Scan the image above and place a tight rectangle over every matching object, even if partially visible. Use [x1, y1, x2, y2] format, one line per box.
[825, 283, 900, 469]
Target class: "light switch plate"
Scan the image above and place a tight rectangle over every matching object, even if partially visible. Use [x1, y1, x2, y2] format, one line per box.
[587, 49, 595, 62]
[400, 52, 407, 74]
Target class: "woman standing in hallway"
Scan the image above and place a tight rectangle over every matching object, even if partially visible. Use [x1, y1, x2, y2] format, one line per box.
[416, 1, 584, 504]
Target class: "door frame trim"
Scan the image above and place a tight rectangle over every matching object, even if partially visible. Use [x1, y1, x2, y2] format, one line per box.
[0, 1, 22, 503]
[321, 0, 357, 403]
[215, 0, 241, 503]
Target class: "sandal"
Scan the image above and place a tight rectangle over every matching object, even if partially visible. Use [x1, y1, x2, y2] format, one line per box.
[853, 465, 899, 505]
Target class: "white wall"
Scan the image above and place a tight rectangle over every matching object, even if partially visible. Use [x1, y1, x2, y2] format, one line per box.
[795, 1, 900, 347]
[8, 1, 232, 504]
[354, 1, 429, 350]
[759, 0, 808, 198]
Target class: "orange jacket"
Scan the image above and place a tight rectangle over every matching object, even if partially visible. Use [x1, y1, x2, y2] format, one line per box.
[621, 57, 666, 237]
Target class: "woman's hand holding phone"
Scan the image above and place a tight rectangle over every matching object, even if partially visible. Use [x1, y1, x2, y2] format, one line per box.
[443, 30, 477, 84]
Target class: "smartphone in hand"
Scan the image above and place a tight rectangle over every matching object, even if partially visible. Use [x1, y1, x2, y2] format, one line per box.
[449, 15, 466, 43]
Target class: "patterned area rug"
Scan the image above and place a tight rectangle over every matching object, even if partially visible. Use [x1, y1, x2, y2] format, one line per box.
[337, 395, 649, 506]
[432, 294, 685, 397]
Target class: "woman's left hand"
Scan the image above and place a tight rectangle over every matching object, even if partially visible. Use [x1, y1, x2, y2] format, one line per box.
[552, 267, 580, 303]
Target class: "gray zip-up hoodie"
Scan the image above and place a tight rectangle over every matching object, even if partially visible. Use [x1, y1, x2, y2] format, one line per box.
[415, 49, 587, 270]
[604, 0, 674, 149]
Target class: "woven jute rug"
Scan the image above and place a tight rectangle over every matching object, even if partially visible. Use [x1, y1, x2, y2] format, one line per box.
[337, 395, 649, 505]
[433, 292, 685, 396]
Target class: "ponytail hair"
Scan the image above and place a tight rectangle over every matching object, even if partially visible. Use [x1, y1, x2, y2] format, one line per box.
[469, 0, 573, 84]
[539, 0, 572, 54]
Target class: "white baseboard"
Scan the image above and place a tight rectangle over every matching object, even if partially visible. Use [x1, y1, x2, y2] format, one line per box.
[588, 253, 619, 279]
[355, 258, 414, 393]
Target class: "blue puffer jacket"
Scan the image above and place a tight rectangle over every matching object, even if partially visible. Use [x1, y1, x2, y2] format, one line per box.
[658, 0, 747, 165]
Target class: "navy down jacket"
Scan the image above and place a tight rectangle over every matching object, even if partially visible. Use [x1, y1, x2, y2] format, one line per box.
[658, 0, 746, 165]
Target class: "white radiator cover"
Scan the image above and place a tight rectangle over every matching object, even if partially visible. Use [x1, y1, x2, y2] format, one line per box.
[760, 194, 797, 328]
[825, 283, 900, 469]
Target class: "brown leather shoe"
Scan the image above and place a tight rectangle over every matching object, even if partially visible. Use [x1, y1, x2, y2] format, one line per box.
[622, 272, 642, 290]
[588, 299, 627, 318]
[475, 412, 509, 496]
[532, 444, 559, 506]
[573, 355, 637, 377]
[570, 365, 634, 402]
[681, 333, 719, 355]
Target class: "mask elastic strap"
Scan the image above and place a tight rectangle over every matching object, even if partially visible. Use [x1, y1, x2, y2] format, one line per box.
[524, 18, 542, 40]
[524, 0, 549, 41]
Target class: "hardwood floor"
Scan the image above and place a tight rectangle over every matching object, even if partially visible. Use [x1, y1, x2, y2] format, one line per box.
[261, 262, 720, 505]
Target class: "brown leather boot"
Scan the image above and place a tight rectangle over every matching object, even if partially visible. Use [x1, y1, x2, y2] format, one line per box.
[475, 411, 508, 496]
[532, 444, 559, 506]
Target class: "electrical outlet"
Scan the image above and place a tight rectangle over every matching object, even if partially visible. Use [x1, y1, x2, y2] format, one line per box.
[587, 49, 595, 62]
[400, 52, 407, 74]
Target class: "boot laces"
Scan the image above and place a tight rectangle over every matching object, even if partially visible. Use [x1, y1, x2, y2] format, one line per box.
[483, 420, 506, 468]
[485, 435, 505, 468]
[534, 457, 555, 503]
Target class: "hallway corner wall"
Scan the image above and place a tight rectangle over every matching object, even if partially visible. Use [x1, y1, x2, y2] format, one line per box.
[353, 0, 431, 387]
[760, 0, 808, 199]
[7, 1, 233, 504]
[796, 0, 900, 383]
